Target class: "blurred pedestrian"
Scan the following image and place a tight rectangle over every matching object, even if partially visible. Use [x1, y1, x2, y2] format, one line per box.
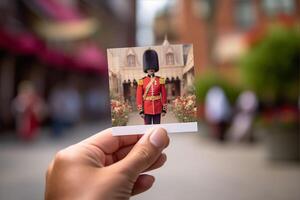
[205, 86, 231, 141]
[49, 82, 81, 137]
[228, 91, 258, 142]
[84, 85, 106, 120]
[12, 81, 46, 141]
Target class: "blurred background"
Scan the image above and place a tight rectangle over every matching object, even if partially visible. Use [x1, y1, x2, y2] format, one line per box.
[0, 0, 299, 199]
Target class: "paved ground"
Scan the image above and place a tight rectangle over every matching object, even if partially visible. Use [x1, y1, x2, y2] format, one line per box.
[0, 122, 300, 200]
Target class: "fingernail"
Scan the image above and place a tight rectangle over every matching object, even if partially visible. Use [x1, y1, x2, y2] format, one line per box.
[138, 127, 155, 144]
[149, 128, 166, 148]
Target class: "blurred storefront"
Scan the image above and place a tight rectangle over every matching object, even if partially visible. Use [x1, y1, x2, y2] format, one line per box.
[0, 0, 136, 131]
[153, 0, 300, 78]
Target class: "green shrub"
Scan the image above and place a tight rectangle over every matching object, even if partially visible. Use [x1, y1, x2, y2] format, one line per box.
[239, 25, 300, 104]
[195, 71, 241, 104]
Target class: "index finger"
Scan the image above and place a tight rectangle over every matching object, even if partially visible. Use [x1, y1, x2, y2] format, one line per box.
[81, 128, 142, 154]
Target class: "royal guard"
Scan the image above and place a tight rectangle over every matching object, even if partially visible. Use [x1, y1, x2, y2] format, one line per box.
[136, 49, 167, 124]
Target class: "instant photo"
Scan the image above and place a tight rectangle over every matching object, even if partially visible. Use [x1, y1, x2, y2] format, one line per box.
[107, 44, 198, 135]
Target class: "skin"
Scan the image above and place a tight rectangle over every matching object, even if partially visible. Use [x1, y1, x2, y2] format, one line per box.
[45, 127, 169, 200]
[147, 69, 155, 76]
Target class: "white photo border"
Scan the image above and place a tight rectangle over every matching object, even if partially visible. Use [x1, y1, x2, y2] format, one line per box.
[112, 122, 198, 136]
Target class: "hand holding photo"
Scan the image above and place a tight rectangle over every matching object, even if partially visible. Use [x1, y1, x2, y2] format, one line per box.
[107, 42, 198, 135]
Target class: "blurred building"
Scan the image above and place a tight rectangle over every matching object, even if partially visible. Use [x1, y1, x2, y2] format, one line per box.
[0, 0, 136, 131]
[153, 0, 300, 79]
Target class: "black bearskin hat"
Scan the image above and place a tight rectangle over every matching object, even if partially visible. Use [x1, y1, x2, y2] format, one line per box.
[143, 49, 159, 73]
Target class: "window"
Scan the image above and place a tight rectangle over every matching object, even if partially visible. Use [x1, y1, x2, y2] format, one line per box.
[192, 0, 215, 22]
[127, 55, 136, 67]
[166, 53, 174, 65]
[262, 0, 295, 16]
[235, 0, 256, 30]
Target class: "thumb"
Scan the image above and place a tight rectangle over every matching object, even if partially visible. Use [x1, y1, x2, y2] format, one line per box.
[117, 127, 169, 178]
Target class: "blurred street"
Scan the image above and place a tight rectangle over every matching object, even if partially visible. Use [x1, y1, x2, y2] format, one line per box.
[1, 122, 299, 200]
[0, 121, 110, 200]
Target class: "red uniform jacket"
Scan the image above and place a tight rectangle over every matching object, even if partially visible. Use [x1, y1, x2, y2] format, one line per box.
[136, 76, 167, 115]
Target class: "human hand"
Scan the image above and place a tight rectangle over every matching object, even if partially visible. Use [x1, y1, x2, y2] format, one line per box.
[45, 127, 169, 200]
[140, 113, 145, 118]
[161, 112, 166, 117]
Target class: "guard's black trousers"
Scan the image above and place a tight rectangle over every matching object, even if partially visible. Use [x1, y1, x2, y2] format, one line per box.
[144, 114, 161, 124]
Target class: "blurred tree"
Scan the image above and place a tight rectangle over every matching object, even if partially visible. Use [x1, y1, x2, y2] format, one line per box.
[240, 25, 300, 105]
[240, 25, 300, 161]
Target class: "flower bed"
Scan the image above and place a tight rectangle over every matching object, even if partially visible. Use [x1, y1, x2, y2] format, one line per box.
[111, 99, 131, 126]
[172, 95, 197, 122]
[259, 105, 299, 129]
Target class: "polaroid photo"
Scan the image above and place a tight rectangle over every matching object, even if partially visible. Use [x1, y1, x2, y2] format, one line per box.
[107, 44, 198, 136]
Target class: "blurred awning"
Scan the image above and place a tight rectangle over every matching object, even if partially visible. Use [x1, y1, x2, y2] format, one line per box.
[73, 43, 107, 72]
[0, 29, 106, 72]
[35, 0, 82, 21]
[20, 0, 98, 41]
[28, 0, 98, 40]
[37, 44, 106, 72]
[0, 29, 44, 55]
[1, 0, 106, 73]
[38, 46, 73, 68]
[33, 18, 98, 41]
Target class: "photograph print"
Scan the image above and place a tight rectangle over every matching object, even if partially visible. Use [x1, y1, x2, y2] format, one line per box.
[107, 42, 198, 135]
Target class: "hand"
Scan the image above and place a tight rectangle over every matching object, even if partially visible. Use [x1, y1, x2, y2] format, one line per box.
[45, 127, 169, 200]
[140, 113, 145, 118]
[161, 112, 166, 117]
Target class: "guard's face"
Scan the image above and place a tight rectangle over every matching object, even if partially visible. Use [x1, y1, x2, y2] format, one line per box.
[147, 69, 155, 75]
